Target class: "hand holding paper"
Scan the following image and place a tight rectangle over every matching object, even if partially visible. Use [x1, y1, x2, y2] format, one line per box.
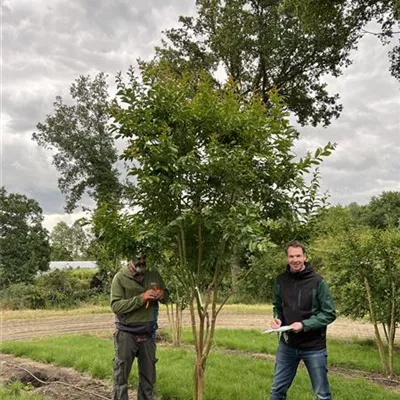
[263, 325, 293, 334]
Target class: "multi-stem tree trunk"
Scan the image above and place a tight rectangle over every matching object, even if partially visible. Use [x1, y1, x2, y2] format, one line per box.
[166, 303, 183, 347]
[178, 218, 231, 400]
[364, 276, 389, 376]
[189, 283, 222, 400]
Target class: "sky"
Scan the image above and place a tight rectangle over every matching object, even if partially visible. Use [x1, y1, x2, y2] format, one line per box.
[2, 0, 400, 232]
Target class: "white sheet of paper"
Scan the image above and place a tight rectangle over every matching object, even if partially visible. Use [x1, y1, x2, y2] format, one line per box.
[262, 325, 293, 334]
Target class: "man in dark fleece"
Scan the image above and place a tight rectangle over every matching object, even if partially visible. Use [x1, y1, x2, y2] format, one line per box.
[110, 254, 169, 400]
[270, 241, 336, 400]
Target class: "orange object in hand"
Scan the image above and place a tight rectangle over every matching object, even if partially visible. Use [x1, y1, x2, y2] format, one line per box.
[143, 284, 160, 309]
[142, 288, 157, 308]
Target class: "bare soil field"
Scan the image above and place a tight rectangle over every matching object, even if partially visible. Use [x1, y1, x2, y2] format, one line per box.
[1, 310, 398, 342]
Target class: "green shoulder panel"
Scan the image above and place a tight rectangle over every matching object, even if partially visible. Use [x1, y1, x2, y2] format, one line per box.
[302, 280, 336, 332]
[272, 279, 282, 320]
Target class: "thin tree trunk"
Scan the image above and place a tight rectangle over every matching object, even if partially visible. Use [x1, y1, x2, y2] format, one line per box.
[166, 303, 173, 343]
[171, 303, 177, 345]
[231, 258, 241, 294]
[382, 322, 389, 344]
[364, 276, 389, 376]
[175, 303, 182, 347]
[190, 284, 217, 400]
[194, 360, 205, 400]
[388, 281, 396, 378]
[177, 304, 183, 346]
[189, 294, 203, 400]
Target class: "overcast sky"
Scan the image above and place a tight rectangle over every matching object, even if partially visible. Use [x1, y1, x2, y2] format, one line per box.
[2, 0, 400, 232]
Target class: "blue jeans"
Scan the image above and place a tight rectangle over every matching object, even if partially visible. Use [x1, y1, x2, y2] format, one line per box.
[270, 342, 332, 400]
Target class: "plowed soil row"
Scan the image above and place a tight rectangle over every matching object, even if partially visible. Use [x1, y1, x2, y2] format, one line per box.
[1, 310, 396, 341]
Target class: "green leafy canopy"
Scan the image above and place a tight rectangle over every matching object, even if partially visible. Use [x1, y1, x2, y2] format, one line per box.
[111, 63, 333, 289]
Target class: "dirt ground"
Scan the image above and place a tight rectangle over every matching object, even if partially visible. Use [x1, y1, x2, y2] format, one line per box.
[0, 353, 131, 400]
[1, 309, 398, 341]
[1, 310, 399, 400]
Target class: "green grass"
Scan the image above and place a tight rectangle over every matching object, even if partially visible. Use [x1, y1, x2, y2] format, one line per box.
[0, 382, 46, 400]
[218, 303, 273, 314]
[1, 335, 399, 400]
[171, 328, 400, 375]
[68, 268, 98, 280]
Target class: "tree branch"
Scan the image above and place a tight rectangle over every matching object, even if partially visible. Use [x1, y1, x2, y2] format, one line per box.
[361, 28, 400, 36]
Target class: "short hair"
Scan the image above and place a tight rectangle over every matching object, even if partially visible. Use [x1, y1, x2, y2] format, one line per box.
[285, 240, 306, 255]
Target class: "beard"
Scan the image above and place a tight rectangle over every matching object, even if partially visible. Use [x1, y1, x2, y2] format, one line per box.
[134, 265, 145, 273]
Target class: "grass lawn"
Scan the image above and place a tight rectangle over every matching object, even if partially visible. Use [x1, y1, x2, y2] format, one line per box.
[1, 334, 399, 400]
[168, 328, 400, 376]
[218, 304, 273, 314]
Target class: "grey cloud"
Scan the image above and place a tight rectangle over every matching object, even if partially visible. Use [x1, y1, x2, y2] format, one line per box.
[2, 134, 65, 212]
[2, 133, 97, 213]
[314, 138, 400, 205]
[3, 0, 197, 132]
[2, 90, 56, 134]
[294, 28, 400, 207]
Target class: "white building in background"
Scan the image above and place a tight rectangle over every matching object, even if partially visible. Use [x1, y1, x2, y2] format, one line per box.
[49, 261, 97, 270]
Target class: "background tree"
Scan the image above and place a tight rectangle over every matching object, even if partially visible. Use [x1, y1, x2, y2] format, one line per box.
[50, 220, 91, 261]
[111, 62, 333, 400]
[157, 0, 368, 126]
[282, 0, 400, 81]
[32, 73, 121, 213]
[32, 73, 125, 280]
[307, 191, 400, 239]
[0, 187, 50, 286]
[362, 191, 400, 229]
[312, 227, 400, 378]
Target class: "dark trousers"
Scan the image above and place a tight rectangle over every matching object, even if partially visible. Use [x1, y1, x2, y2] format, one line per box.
[113, 330, 157, 400]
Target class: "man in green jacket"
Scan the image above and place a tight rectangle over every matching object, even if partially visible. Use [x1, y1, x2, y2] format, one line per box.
[270, 241, 336, 400]
[110, 253, 169, 400]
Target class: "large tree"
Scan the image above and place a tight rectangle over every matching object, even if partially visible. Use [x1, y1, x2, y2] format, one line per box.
[157, 1, 400, 127]
[282, 0, 400, 80]
[0, 187, 51, 286]
[111, 62, 333, 399]
[32, 73, 121, 213]
[32, 73, 125, 280]
[157, 0, 363, 127]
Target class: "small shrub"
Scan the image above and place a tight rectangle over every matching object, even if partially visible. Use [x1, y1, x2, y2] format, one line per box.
[1, 269, 106, 310]
[0, 283, 47, 309]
